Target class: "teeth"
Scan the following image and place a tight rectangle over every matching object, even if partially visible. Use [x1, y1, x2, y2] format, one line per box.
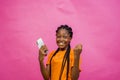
[59, 42, 64, 45]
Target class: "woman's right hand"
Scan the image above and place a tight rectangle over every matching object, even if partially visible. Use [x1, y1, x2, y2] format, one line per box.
[39, 45, 48, 62]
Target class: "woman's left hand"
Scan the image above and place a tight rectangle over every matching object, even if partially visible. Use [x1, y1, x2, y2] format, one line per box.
[73, 44, 82, 56]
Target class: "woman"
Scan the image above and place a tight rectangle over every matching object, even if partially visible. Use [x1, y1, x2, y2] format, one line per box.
[39, 25, 82, 80]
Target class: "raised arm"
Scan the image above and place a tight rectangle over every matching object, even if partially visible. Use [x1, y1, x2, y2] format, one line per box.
[39, 45, 50, 80]
[71, 44, 82, 80]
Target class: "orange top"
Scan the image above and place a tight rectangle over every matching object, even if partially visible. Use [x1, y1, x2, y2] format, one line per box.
[46, 49, 81, 80]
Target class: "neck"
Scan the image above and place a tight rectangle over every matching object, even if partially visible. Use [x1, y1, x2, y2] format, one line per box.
[59, 46, 69, 51]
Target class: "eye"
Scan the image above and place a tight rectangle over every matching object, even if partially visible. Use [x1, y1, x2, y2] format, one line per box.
[63, 36, 68, 39]
[56, 34, 70, 39]
[56, 35, 61, 38]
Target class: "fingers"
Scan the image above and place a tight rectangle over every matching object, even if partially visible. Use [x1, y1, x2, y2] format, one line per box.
[74, 44, 82, 55]
[39, 45, 48, 57]
[40, 45, 48, 53]
[75, 44, 82, 50]
[76, 44, 82, 47]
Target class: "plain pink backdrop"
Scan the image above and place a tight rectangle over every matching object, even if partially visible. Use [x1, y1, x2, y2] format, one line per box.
[0, 0, 120, 80]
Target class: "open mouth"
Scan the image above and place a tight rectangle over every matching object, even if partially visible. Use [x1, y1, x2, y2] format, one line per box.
[58, 42, 65, 46]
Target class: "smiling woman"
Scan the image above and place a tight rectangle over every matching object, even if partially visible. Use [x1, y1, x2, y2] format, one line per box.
[0, 0, 120, 80]
[56, 26, 72, 50]
[38, 25, 82, 80]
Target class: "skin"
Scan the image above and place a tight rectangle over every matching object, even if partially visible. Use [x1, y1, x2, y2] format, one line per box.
[71, 44, 82, 80]
[39, 29, 82, 80]
[56, 29, 71, 50]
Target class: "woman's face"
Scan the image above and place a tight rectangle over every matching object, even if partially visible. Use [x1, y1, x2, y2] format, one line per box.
[56, 29, 72, 50]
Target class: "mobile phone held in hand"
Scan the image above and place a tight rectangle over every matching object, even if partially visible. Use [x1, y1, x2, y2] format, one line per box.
[36, 38, 48, 54]
[36, 38, 44, 49]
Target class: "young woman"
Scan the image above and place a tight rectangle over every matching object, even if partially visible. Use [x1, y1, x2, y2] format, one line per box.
[39, 25, 82, 80]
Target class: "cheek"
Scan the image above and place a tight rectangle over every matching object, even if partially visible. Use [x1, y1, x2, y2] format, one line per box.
[67, 37, 71, 41]
[56, 38, 59, 42]
[65, 39, 71, 43]
[56, 38, 59, 43]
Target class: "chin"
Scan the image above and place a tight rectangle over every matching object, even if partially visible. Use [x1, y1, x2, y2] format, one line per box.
[59, 46, 66, 50]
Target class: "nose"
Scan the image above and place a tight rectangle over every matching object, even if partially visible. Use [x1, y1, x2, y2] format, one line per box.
[58, 36, 64, 41]
[60, 37, 64, 41]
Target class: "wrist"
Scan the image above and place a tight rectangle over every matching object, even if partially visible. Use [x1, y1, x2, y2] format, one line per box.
[39, 60, 44, 65]
[39, 58, 44, 63]
[74, 56, 80, 67]
[74, 55, 80, 59]
[73, 65, 79, 69]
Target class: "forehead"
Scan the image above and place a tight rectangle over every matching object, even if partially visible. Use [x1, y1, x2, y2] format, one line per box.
[56, 29, 69, 35]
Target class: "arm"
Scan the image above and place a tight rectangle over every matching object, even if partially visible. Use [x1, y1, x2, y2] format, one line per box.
[71, 44, 82, 80]
[39, 60, 50, 80]
[39, 45, 50, 80]
[71, 55, 80, 80]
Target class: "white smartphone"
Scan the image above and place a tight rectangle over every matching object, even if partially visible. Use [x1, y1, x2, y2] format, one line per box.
[36, 38, 48, 54]
[36, 38, 44, 49]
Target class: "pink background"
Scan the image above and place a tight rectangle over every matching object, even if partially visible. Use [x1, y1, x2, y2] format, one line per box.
[0, 0, 120, 80]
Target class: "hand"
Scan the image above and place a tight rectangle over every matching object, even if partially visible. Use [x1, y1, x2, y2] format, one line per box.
[73, 44, 82, 57]
[39, 45, 48, 62]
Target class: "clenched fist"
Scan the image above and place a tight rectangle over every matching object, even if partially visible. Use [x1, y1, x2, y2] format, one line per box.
[73, 44, 82, 57]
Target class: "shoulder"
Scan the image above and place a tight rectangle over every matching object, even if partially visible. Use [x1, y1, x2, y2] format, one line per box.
[47, 50, 55, 57]
[49, 50, 55, 54]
